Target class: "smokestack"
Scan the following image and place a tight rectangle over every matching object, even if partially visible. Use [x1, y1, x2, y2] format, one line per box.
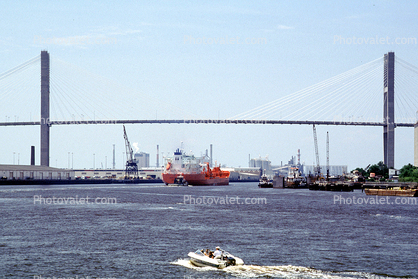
[113, 144, 115, 169]
[31, 146, 35, 165]
[210, 144, 213, 168]
[156, 145, 159, 167]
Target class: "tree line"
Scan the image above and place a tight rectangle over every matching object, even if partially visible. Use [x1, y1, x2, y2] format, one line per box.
[352, 161, 418, 182]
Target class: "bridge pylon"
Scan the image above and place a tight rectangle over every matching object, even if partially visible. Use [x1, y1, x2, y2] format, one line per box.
[383, 52, 395, 168]
[40, 51, 50, 166]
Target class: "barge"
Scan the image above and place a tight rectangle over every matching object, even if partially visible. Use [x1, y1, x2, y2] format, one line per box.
[364, 182, 418, 197]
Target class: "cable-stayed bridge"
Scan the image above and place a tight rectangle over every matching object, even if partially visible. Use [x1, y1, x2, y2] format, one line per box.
[0, 51, 417, 168]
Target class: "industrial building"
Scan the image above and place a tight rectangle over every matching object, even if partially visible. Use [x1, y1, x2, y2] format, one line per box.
[73, 167, 163, 180]
[226, 167, 261, 181]
[249, 156, 271, 170]
[302, 165, 348, 177]
[134, 152, 150, 168]
[0, 164, 75, 180]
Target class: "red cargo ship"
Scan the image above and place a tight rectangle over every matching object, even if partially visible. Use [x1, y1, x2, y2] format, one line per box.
[162, 149, 230, 186]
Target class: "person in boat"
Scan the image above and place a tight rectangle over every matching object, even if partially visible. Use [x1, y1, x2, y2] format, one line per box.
[208, 250, 214, 258]
[204, 249, 210, 256]
[213, 246, 222, 259]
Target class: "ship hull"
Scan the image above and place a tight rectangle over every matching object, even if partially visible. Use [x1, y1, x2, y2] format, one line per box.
[258, 183, 273, 188]
[364, 188, 418, 197]
[162, 173, 229, 186]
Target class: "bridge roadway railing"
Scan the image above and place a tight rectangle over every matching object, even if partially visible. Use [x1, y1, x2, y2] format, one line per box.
[0, 119, 414, 127]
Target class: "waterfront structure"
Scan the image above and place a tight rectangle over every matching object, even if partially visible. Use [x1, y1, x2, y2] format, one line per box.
[303, 165, 347, 177]
[74, 167, 162, 180]
[134, 152, 150, 168]
[0, 164, 74, 180]
[249, 156, 271, 170]
[227, 167, 261, 181]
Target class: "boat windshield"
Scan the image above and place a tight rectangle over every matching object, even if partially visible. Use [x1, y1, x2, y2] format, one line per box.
[195, 250, 204, 255]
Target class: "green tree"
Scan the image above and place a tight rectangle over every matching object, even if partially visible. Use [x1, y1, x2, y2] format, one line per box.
[399, 163, 418, 182]
[400, 163, 417, 178]
[368, 161, 388, 179]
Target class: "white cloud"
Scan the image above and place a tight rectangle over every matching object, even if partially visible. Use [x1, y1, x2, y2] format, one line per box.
[277, 25, 294, 30]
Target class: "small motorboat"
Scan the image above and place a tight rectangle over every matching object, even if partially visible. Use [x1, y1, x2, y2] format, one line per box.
[188, 248, 244, 269]
[167, 175, 188, 186]
[258, 175, 273, 188]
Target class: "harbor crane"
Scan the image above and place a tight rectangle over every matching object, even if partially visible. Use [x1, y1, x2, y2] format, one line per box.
[312, 124, 321, 176]
[123, 125, 138, 178]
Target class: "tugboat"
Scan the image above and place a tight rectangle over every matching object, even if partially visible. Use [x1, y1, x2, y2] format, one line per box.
[258, 174, 273, 188]
[167, 175, 188, 186]
[285, 167, 304, 188]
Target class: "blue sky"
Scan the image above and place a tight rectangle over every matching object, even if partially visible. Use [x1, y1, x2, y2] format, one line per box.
[1, 1, 418, 170]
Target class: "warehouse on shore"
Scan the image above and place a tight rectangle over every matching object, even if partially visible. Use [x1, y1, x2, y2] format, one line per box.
[0, 164, 75, 180]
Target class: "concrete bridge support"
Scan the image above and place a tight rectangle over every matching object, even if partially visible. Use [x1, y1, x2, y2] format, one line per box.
[40, 51, 50, 166]
[383, 52, 395, 168]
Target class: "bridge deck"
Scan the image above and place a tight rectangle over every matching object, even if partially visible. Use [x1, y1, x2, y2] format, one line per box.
[0, 120, 414, 127]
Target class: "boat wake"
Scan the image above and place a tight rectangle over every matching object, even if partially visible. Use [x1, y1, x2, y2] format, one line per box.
[171, 258, 218, 271]
[171, 259, 404, 279]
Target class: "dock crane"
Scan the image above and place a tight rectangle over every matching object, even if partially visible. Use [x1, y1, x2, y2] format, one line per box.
[123, 125, 138, 178]
[312, 124, 321, 177]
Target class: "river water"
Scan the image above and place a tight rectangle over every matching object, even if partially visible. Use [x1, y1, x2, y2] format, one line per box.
[1, 183, 417, 278]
